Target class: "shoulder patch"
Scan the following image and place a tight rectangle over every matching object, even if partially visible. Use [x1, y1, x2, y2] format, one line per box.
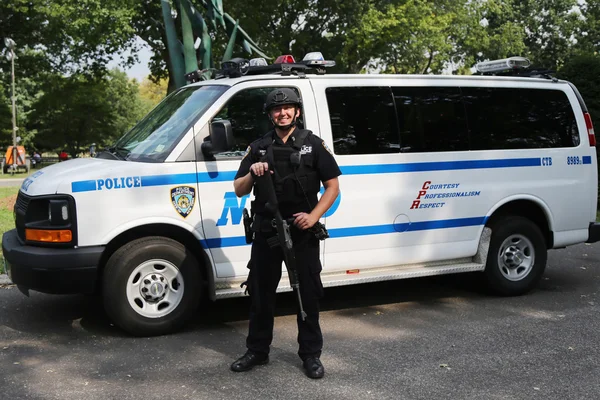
[242, 146, 251, 160]
[322, 140, 334, 155]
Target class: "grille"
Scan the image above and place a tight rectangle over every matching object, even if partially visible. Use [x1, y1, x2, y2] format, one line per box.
[15, 192, 30, 241]
[15, 191, 30, 214]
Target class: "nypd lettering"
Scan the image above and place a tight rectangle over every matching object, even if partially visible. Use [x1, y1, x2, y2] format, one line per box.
[171, 186, 196, 218]
[96, 176, 142, 191]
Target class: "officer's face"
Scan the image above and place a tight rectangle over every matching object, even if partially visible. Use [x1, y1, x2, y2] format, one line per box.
[270, 105, 299, 127]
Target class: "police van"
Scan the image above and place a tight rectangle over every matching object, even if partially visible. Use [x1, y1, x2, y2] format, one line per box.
[3, 54, 599, 336]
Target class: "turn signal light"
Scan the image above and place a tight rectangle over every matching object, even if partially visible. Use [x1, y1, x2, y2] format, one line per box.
[26, 229, 72, 243]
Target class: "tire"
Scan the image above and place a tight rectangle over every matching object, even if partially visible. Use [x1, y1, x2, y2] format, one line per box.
[483, 216, 547, 296]
[102, 237, 202, 336]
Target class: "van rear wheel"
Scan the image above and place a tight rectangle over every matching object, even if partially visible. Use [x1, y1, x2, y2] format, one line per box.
[483, 216, 547, 296]
[103, 237, 202, 336]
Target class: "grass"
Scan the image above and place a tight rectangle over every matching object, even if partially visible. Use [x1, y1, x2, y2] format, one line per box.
[0, 170, 35, 180]
[0, 186, 19, 274]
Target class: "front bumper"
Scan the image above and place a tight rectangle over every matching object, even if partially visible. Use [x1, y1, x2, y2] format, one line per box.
[586, 222, 600, 243]
[2, 229, 105, 294]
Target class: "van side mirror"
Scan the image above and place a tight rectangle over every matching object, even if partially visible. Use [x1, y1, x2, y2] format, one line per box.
[201, 120, 234, 159]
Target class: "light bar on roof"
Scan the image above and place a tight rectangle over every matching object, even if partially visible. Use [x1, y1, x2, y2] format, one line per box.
[249, 57, 268, 66]
[475, 57, 531, 73]
[302, 52, 336, 67]
[274, 55, 295, 64]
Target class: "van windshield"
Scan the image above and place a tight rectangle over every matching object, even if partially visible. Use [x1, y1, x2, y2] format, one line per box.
[106, 85, 227, 162]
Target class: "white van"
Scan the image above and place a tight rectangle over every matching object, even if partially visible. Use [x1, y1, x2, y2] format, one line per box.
[3, 56, 599, 336]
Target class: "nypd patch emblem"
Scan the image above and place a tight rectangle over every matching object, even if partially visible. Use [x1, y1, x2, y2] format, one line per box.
[171, 186, 196, 218]
[322, 140, 334, 155]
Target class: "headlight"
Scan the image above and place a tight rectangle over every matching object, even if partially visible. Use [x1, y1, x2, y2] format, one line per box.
[48, 199, 70, 225]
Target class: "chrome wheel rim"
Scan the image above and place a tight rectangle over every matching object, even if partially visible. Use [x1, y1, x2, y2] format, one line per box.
[497, 234, 535, 281]
[125, 259, 184, 318]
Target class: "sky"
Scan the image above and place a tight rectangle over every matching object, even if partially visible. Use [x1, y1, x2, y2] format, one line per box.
[107, 37, 152, 81]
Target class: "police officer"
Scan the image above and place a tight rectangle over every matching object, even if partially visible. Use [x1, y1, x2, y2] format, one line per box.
[231, 88, 341, 379]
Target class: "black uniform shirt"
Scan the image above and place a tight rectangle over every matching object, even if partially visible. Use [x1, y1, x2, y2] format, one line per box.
[234, 129, 342, 216]
[235, 129, 341, 183]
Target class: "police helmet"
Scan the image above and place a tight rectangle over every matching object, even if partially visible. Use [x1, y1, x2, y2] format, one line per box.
[264, 88, 302, 113]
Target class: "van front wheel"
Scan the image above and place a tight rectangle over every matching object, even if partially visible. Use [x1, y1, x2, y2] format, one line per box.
[103, 237, 202, 336]
[483, 216, 547, 296]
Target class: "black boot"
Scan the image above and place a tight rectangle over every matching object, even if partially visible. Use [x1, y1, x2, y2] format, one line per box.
[302, 357, 325, 379]
[230, 351, 269, 372]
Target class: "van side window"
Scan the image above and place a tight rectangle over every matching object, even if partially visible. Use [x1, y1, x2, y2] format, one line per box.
[392, 87, 469, 152]
[462, 87, 579, 149]
[211, 87, 302, 157]
[325, 87, 400, 155]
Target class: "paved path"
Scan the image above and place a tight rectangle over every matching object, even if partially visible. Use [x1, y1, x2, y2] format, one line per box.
[1, 243, 599, 399]
[0, 178, 24, 187]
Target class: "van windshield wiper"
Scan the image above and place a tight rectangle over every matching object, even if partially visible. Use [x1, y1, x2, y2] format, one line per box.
[106, 146, 131, 160]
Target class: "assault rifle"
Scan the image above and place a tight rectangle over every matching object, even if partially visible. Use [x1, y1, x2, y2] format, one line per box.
[251, 170, 307, 321]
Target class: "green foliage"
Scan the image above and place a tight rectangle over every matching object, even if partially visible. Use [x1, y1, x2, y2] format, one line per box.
[342, 0, 470, 74]
[138, 77, 169, 109]
[480, 0, 584, 69]
[558, 55, 600, 121]
[223, 0, 369, 73]
[0, 0, 139, 76]
[576, 1, 600, 54]
[0, 186, 19, 274]
[29, 70, 147, 156]
[0, 83, 11, 145]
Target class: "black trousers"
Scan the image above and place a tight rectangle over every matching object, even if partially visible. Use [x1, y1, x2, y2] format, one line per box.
[246, 228, 324, 361]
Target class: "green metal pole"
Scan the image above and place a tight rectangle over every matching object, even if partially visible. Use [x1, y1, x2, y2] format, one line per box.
[161, 0, 185, 89]
[222, 20, 239, 63]
[180, 1, 198, 73]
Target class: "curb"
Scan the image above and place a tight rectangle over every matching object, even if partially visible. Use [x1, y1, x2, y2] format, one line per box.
[0, 274, 13, 285]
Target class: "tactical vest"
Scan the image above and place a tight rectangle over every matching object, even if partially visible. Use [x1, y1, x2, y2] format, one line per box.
[253, 129, 320, 217]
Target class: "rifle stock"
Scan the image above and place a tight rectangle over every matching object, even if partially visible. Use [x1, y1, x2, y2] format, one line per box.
[252, 171, 307, 321]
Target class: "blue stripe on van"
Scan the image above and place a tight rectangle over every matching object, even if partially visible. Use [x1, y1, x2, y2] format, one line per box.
[327, 216, 487, 238]
[70, 157, 542, 192]
[583, 156, 592, 164]
[200, 216, 488, 249]
[141, 173, 197, 186]
[339, 158, 541, 175]
[71, 180, 97, 193]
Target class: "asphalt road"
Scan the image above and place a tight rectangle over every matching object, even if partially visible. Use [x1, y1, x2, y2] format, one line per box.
[1, 243, 599, 400]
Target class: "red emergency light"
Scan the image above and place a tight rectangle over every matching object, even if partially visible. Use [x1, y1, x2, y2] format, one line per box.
[274, 55, 295, 64]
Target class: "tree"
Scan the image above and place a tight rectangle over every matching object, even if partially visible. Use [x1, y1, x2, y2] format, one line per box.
[29, 70, 146, 156]
[0, 83, 12, 148]
[341, 0, 467, 74]
[575, 1, 600, 54]
[558, 55, 600, 120]
[223, 0, 369, 73]
[0, 0, 139, 76]
[480, 0, 584, 70]
[138, 77, 169, 109]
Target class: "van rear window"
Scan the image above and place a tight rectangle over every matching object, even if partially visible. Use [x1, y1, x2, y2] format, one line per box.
[325, 85, 579, 155]
[462, 87, 579, 150]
